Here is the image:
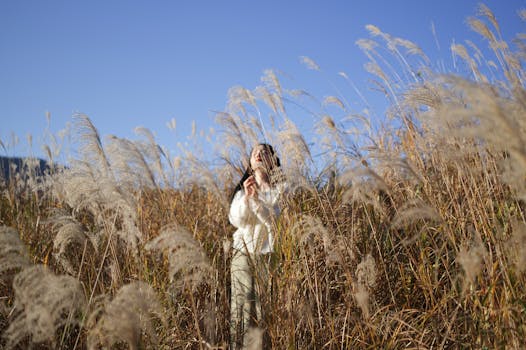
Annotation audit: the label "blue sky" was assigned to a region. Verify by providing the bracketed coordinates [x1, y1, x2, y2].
[1, 0, 524, 160]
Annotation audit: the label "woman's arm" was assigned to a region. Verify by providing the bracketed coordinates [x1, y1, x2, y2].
[228, 190, 251, 228]
[248, 195, 280, 227]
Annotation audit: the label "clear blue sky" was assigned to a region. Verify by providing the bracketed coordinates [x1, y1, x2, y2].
[1, 0, 524, 160]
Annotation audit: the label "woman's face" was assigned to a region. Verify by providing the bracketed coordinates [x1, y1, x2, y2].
[250, 145, 274, 172]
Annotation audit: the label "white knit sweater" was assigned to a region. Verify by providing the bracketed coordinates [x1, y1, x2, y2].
[229, 183, 285, 254]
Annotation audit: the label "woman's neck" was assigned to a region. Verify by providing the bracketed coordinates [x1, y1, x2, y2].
[254, 168, 270, 190]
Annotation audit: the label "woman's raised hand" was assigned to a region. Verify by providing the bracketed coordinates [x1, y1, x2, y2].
[243, 175, 258, 198]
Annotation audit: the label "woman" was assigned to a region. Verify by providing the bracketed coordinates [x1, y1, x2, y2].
[229, 143, 285, 349]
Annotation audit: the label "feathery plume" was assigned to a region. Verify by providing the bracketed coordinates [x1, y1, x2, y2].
[107, 135, 157, 188]
[323, 96, 346, 111]
[355, 254, 377, 289]
[506, 220, 526, 273]
[353, 282, 370, 320]
[293, 214, 332, 250]
[456, 238, 487, 294]
[135, 126, 170, 187]
[261, 69, 282, 96]
[352, 254, 377, 320]
[391, 200, 442, 229]
[3, 265, 86, 349]
[0, 226, 30, 279]
[403, 82, 443, 110]
[339, 166, 389, 213]
[291, 214, 347, 266]
[467, 17, 497, 43]
[73, 114, 112, 177]
[244, 327, 264, 350]
[145, 224, 212, 290]
[87, 282, 163, 350]
[365, 24, 382, 37]
[166, 117, 177, 131]
[276, 119, 311, 178]
[300, 56, 320, 71]
[355, 38, 379, 53]
[50, 213, 94, 275]
[477, 4, 500, 34]
[394, 37, 429, 62]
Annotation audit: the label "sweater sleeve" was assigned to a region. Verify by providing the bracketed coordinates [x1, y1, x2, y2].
[229, 190, 251, 228]
[249, 196, 280, 227]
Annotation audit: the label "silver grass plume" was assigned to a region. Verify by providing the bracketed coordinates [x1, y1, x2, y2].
[276, 119, 312, 178]
[215, 108, 264, 176]
[106, 135, 157, 189]
[506, 220, 526, 273]
[355, 254, 377, 289]
[451, 43, 483, 81]
[413, 75, 526, 201]
[293, 215, 332, 252]
[51, 159, 120, 218]
[48, 210, 98, 275]
[135, 126, 171, 187]
[402, 81, 443, 110]
[52, 158, 142, 250]
[291, 214, 352, 266]
[254, 85, 282, 116]
[73, 114, 112, 178]
[0, 226, 31, 280]
[477, 4, 500, 34]
[182, 150, 226, 201]
[300, 56, 320, 71]
[62, 115, 143, 248]
[353, 254, 377, 320]
[3, 265, 86, 349]
[261, 69, 282, 96]
[215, 111, 249, 162]
[323, 96, 346, 111]
[339, 166, 389, 214]
[244, 327, 264, 350]
[227, 86, 257, 117]
[87, 281, 163, 350]
[391, 199, 442, 229]
[456, 237, 488, 294]
[362, 25, 409, 86]
[145, 224, 212, 290]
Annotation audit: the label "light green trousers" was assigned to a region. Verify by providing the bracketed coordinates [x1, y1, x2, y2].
[230, 250, 270, 349]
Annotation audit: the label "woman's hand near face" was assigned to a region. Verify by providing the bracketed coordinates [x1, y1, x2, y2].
[243, 175, 258, 198]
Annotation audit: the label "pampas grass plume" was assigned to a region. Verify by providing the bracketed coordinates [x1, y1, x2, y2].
[87, 281, 163, 350]
[3, 265, 85, 348]
[0, 226, 30, 278]
[145, 224, 212, 290]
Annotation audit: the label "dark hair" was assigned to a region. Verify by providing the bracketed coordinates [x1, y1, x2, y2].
[229, 143, 281, 202]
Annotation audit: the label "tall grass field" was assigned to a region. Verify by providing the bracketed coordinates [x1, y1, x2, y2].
[1, 5, 525, 349]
